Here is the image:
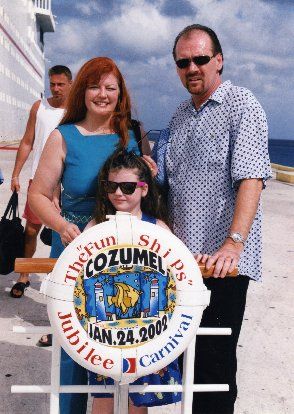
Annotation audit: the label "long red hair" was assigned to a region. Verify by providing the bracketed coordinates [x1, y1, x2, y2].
[60, 57, 132, 147]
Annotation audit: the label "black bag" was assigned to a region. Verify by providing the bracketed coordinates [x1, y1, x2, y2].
[131, 119, 143, 156]
[0, 191, 25, 275]
[40, 226, 52, 246]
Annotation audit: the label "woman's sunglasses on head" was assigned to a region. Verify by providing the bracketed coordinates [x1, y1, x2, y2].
[102, 180, 146, 195]
[176, 55, 214, 69]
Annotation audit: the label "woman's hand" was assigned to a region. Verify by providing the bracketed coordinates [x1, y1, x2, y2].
[142, 155, 158, 178]
[60, 222, 81, 247]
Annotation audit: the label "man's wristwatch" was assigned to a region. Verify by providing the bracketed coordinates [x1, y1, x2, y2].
[227, 232, 246, 245]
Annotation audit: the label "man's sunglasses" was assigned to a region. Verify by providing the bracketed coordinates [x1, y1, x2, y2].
[102, 180, 146, 195]
[175, 55, 214, 69]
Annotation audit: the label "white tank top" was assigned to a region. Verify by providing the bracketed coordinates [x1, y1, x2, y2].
[31, 99, 64, 178]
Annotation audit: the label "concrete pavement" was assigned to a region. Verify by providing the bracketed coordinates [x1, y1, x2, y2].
[0, 147, 293, 413]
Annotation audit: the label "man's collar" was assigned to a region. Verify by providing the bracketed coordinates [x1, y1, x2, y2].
[209, 80, 232, 104]
[188, 80, 232, 112]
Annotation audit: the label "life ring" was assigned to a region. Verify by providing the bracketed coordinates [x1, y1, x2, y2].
[42, 212, 210, 383]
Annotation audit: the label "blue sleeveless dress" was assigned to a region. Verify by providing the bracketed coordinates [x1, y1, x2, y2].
[88, 213, 182, 407]
[51, 124, 140, 414]
[50, 124, 140, 258]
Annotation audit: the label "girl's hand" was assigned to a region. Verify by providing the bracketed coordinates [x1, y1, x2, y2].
[60, 222, 81, 246]
[194, 253, 210, 264]
[142, 155, 158, 178]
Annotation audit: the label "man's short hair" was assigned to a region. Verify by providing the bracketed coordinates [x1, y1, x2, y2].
[172, 24, 224, 74]
[48, 65, 72, 80]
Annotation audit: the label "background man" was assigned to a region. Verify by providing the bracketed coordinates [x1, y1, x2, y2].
[10, 65, 72, 299]
[153, 24, 271, 413]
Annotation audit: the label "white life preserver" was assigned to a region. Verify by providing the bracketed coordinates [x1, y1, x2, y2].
[42, 212, 210, 383]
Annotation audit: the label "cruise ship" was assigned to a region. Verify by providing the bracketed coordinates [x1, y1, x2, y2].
[0, 0, 55, 143]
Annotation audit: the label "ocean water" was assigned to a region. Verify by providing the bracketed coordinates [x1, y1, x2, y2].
[268, 139, 294, 167]
[147, 132, 294, 167]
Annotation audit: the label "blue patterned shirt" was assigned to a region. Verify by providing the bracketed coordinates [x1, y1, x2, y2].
[153, 81, 272, 281]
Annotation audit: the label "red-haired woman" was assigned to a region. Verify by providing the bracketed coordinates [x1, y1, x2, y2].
[29, 57, 150, 414]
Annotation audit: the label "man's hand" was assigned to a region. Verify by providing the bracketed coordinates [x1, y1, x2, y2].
[205, 240, 243, 278]
[142, 155, 158, 178]
[11, 176, 20, 192]
[195, 253, 210, 264]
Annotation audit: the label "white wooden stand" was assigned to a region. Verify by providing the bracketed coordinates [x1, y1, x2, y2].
[12, 326, 230, 414]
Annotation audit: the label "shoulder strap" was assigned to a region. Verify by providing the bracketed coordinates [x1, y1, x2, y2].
[141, 212, 156, 224]
[131, 119, 143, 156]
[2, 191, 19, 220]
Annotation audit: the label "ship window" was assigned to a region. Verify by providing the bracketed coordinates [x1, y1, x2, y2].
[99, 297, 103, 302]
[151, 292, 155, 297]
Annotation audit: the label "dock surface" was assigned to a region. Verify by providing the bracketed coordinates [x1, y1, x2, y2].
[0, 147, 293, 413]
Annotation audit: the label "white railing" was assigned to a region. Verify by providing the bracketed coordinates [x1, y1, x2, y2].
[33, 0, 55, 33]
[12, 325, 231, 414]
[34, 0, 52, 11]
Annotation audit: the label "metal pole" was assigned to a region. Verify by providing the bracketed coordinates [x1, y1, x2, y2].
[11, 384, 229, 393]
[197, 328, 231, 335]
[50, 335, 61, 414]
[181, 335, 196, 414]
[113, 381, 119, 412]
[12, 326, 231, 336]
[118, 384, 129, 414]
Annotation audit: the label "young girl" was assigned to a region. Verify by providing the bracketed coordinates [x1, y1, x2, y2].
[85, 150, 181, 414]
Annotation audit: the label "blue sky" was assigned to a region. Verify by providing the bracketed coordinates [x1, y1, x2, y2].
[45, 0, 294, 140]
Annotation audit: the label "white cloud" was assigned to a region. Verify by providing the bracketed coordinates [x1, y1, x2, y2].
[46, 18, 101, 57]
[185, 0, 292, 57]
[241, 52, 294, 71]
[57, 22, 85, 53]
[75, 1, 101, 16]
[69, 58, 89, 77]
[101, 1, 189, 55]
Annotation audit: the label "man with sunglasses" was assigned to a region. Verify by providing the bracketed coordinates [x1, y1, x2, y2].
[153, 24, 271, 413]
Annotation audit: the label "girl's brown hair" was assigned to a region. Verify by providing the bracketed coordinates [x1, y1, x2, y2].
[94, 150, 168, 225]
[60, 57, 132, 147]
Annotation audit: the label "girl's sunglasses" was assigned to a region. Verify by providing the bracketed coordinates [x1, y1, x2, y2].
[102, 180, 146, 195]
[175, 55, 214, 69]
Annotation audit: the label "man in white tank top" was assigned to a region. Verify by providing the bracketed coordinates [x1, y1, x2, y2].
[10, 66, 72, 300]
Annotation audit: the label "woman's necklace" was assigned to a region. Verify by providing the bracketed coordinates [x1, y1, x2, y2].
[76, 124, 114, 135]
[84, 127, 114, 135]
[92, 127, 114, 135]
